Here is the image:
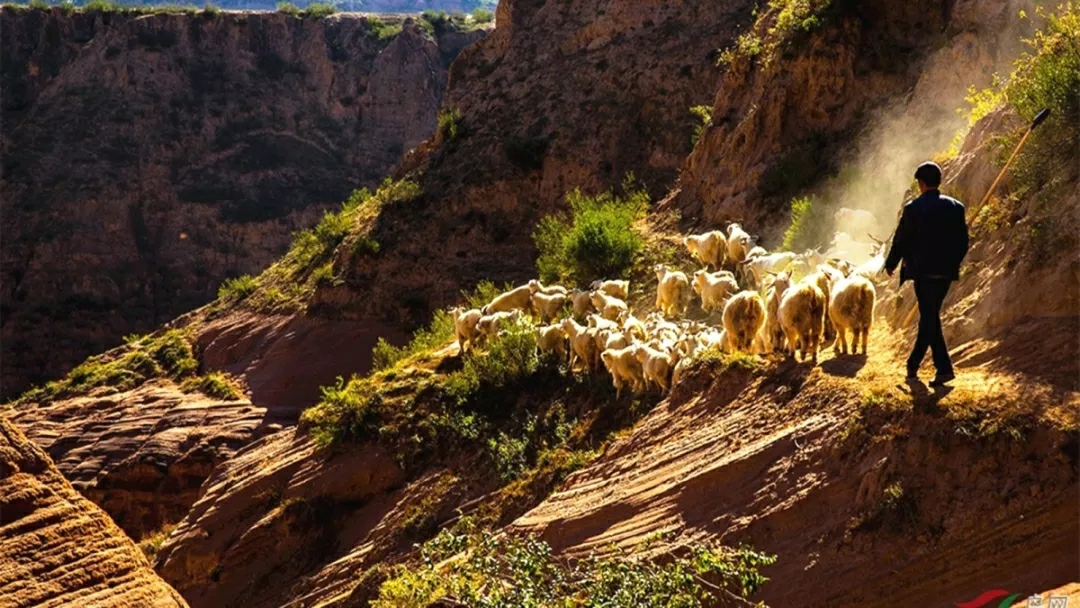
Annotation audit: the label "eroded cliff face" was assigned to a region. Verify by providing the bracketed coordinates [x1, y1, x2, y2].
[668, 0, 1038, 236]
[0, 415, 189, 608]
[308, 0, 757, 329]
[0, 8, 485, 399]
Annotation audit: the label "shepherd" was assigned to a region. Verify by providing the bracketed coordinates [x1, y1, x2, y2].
[884, 162, 970, 387]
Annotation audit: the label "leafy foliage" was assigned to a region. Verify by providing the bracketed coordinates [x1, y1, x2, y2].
[138, 523, 177, 562]
[534, 179, 650, 285]
[781, 195, 828, 251]
[374, 518, 776, 608]
[689, 105, 712, 146]
[217, 275, 258, 303]
[437, 108, 462, 142]
[717, 0, 832, 67]
[180, 371, 245, 401]
[471, 7, 493, 23]
[11, 330, 199, 405]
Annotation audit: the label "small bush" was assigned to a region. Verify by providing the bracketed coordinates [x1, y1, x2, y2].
[437, 108, 462, 142]
[28, 0, 48, 9]
[301, 1, 335, 17]
[471, 7, 493, 23]
[370, 309, 455, 372]
[353, 234, 380, 256]
[534, 180, 649, 285]
[202, 2, 220, 15]
[689, 104, 712, 146]
[444, 319, 540, 403]
[367, 16, 402, 40]
[781, 195, 829, 251]
[218, 275, 257, 302]
[301, 376, 382, 446]
[181, 371, 245, 401]
[138, 523, 177, 561]
[276, 1, 299, 15]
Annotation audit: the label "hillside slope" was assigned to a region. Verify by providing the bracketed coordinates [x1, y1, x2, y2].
[0, 7, 485, 399]
[0, 415, 189, 608]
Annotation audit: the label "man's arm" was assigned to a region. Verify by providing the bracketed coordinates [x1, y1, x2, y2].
[884, 204, 913, 275]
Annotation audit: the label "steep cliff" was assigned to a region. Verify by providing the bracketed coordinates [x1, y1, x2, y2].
[0, 415, 189, 608]
[0, 7, 485, 400]
[668, 0, 1039, 236]
[307, 0, 757, 329]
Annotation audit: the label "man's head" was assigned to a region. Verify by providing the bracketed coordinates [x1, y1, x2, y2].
[914, 161, 942, 192]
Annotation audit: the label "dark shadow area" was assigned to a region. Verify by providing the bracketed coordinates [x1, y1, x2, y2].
[895, 379, 954, 411]
[820, 354, 868, 378]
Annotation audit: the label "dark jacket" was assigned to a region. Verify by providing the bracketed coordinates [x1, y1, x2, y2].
[884, 189, 969, 284]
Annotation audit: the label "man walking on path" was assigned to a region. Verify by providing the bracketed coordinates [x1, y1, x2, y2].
[884, 162, 970, 387]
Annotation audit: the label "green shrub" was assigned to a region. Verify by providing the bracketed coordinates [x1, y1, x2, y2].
[534, 181, 649, 285]
[370, 310, 455, 372]
[689, 105, 712, 146]
[374, 518, 776, 607]
[181, 371, 245, 401]
[367, 15, 402, 40]
[444, 319, 540, 404]
[202, 2, 219, 15]
[781, 195, 829, 251]
[28, 0, 48, 9]
[218, 275, 257, 302]
[300, 1, 335, 17]
[276, 1, 299, 15]
[353, 234, 380, 256]
[138, 523, 177, 561]
[301, 376, 382, 446]
[471, 7, 493, 23]
[437, 108, 462, 142]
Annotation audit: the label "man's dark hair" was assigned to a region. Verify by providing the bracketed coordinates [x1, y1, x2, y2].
[914, 161, 942, 188]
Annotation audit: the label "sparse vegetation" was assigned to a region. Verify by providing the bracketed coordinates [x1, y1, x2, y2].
[300, 1, 334, 17]
[534, 177, 650, 285]
[138, 523, 177, 561]
[180, 371, 245, 401]
[209, 179, 421, 315]
[689, 105, 712, 146]
[437, 108, 462, 142]
[366, 15, 402, 40]
[781, 195, 828, 251]
[717, 0, 832, 67]
[11, 330, 199, 405]
[471, 7, 493, 23]
[374, 517, 776, 608]
[275, 1, 298, 15]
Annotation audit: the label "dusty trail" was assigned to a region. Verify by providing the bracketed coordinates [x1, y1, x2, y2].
[511, 324, 1079, 606]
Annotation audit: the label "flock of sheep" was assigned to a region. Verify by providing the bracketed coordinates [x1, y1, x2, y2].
[448, 209, 890, 396]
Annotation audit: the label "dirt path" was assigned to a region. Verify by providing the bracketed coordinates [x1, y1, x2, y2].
[510, 323, 1079, 606]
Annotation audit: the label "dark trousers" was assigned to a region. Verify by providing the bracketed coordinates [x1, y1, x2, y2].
[908, 279, 954, 376]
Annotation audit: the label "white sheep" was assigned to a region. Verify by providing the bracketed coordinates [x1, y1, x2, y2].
[721, 290, 767, 353]
[586, 314, 620, 333]
[589, 279, 630, 301]
[449, 307, 483, 354]
[561, 318, 599, 373]
[654, 264, 691, 318]
[570, 288, 597, 319]
[531, 292, 568, 323]
[620, 313, 649, 342]
[803, 268, 836, 342]
[829, 276, 876, 355]
[600, 345, 645, 396]
[826, 232, 877, 266]
[778, 281, 826, 363]
[692, 269, 740, 313]
[763, 272, 792, 354]
[590, 291, 629, 321]
[683, 231, 727, 270]
[742, 251, 796, 289]
[726, 223, 755, 264]
[597, 329, 631, 352]
[634, 343, 676, 393]
[529, 279, 569, 296]
[852, 239, 887, 281]
[536, 324, 568, 362]
[482, 282, 540, 315]
[476, 310, 524, 342]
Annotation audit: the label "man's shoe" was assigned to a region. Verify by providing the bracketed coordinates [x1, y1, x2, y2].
[930, 373, 956, 388]
[905, 368, 919, 382]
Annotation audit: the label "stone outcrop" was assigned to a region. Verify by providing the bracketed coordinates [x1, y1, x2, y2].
[0, 415, 189, 608]
[0, 8, 486, 400]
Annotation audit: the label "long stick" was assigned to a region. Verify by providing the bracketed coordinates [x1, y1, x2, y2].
[901, 108, 1051, 329]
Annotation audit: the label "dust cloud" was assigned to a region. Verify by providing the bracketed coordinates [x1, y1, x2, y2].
[810, 0, 1042, 258]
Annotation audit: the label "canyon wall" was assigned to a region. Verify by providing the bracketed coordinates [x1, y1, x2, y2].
[0, 8, 485, 399]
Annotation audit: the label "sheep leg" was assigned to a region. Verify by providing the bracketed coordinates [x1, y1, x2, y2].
[861, 326, 869, 355]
